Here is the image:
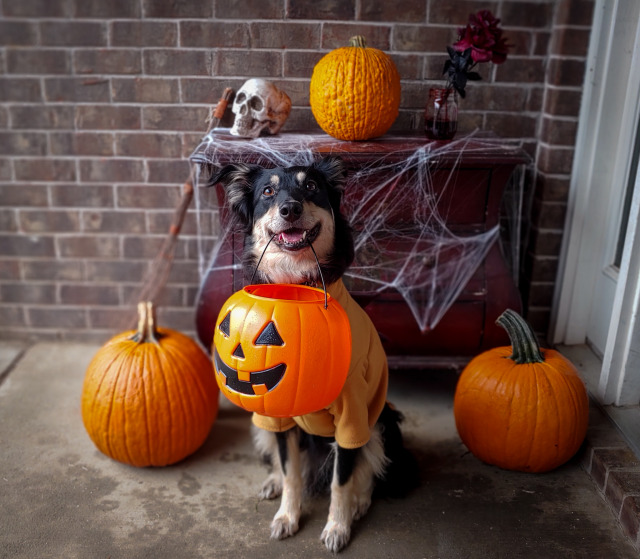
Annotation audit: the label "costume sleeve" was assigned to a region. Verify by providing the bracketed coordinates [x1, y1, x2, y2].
[252, 412, 296, 433]
[329, 359, 374, 449]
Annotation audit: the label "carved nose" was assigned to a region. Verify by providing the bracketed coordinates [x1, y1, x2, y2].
[279, 201, 303, 222]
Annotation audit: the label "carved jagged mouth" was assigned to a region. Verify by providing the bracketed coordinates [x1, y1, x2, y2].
[213, 348, 286, 396]
[270, 223, 320, 251]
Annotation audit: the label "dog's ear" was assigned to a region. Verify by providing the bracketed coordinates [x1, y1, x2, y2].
[208, 163, 262, 227]
[312, 156, 347, 192]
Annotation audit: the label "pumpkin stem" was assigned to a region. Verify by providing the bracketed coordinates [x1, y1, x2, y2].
[131, 301, 161, 345]
[496, 309, 544, 364]
[349, 35, 367, 48]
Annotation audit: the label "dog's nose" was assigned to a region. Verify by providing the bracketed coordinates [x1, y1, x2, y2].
[279, 200, 303, 222]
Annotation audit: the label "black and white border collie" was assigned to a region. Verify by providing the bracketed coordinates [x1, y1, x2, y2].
[210, 156, 416, 553]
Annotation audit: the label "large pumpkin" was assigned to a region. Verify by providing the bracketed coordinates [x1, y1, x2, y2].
[453, 309, 589, 473]
[81, 302, 219, 467]
[213, 284, 351, 417]
[310, 35, 401, 141]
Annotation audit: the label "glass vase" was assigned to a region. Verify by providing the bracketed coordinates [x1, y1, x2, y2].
[424, 88, 458, 141]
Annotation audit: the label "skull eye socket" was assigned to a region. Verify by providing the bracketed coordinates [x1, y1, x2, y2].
[255, 322, 284, 346]
[235, 92, 246, 104]
[249, 96, 264, 111]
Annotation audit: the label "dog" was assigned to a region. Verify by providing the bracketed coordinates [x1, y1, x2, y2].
[210, 156, 416, 553]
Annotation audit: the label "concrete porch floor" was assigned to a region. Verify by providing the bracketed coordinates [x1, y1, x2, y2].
[1, 341, 638, 559]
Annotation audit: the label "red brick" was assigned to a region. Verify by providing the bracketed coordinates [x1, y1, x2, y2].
[144, 49, 211, 76]
[528, 227, 564, 256]
[249, 22, 320, 49]
[0, 260, 21, 280]
[76, 106, 141, 130]
[10, 105, 75, 130]
[112, 78, 179, 104]
[534, 174, 571, 203]
[19, 209, 80, 233]
[550, 27, 591, 57]
[0, 306, 26, 328]
[555, 0, 596, 26]
[40, 21, 107, 47]
[0, 184, 48, 207]
[123, 236, 188, 259]
[539, 116, 578, 146]
[216, 50, 282, 78]
[143, 0, 213, 18]
[537, 145, 575, 174]
[495, 58, 546, 84]
[605, 470, 640, 516]
[217, 0, 285, 19]
[75, 0, 141, 18]
[523, 252, 559, 283]
[0, 234, 55, 257]
[44, 78, 111, 103]
[322, 24, 391, 50]
[59, 284, 120, 305]
[28, 307, 88, 329]
[50, 184, 114, 208]
[459, 85, 529, 112]
[116, 184, 182, 208]
[543, 88, 583, 118]
[115, 133, 182, 158]
[85, 260, 148, 282]
[78, 159, 145, 183]
[181, 78, 235, 104]
[0, 283, 56, 304]
[111, 21, 178, 47]
[49, 132, 115, 157]
[146, 160, 192, 184]
[0, 21, 38, 46]
[180, 21, 250, 48]
[283, 52, 323, 79]
[0, 210, 17, 232]
[74, 49, 142, 75]
[82, 210, 146, 234]
[547, 57, 588, 88]
[0, 78, 42, 102]
[56, 236, 120, 258]
[590, 448, 640, 490]
[6, 49, 71, 75]
[393, 25, 451, 53]
[483, 113, 538, 139]
[0, 132, 47, 156]
[14, 158, 76, 182]
[22, 260, 84, 281]
[2, 0, 73, 17]
[531, 199, 567, 229]
[288, 0, 354, 20]
[142, 106, 208, 132]
[359, 0, 425, 22]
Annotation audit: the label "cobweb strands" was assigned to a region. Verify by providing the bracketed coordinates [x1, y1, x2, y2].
[190, 131, 526, 333]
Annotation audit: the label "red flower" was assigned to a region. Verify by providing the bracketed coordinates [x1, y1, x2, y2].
[453, 10, 510, 65]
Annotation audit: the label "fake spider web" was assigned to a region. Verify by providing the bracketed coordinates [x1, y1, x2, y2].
[189, 130, 526, 333]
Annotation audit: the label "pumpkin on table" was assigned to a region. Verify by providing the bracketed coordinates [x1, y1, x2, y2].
[81, 302, 219, 467]
[309, 35, 401, 141]
[453, 309, 589, 473]
[213, 283, 351, 418]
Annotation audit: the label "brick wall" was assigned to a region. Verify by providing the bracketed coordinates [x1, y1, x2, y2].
[0, 0, 594, 343]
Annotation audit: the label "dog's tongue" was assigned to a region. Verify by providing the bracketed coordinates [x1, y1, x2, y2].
[280, 229, 305, 244]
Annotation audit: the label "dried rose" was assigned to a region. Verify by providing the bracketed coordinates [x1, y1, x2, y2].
[453, 10, 509, 65]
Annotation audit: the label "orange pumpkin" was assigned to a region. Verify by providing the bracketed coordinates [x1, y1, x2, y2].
[453, 309, 589, 473]
[310, 35, 401, 141]
[81, 302, 219, 467]
[213, 284, 351, 417]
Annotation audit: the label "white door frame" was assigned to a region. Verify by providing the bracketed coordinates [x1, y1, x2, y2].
[550, 0, 640, 406]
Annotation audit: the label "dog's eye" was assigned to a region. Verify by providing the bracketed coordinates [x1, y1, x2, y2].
[306, 181, 317, 192]
[262, 186, 275, 197]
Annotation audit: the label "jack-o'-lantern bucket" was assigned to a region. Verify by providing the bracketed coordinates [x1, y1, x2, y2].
[212, 282, 351, 417]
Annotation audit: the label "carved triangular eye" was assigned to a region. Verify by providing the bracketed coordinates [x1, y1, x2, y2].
[232, 344, 245, 359]
[219, 312, 231, 337]
[255, 321, 284, 346]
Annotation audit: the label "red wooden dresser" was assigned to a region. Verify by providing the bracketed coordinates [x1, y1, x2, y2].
[190, 131, 529, 369]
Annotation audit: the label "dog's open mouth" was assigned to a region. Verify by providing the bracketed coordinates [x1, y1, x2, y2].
[272, 223, 320, 251]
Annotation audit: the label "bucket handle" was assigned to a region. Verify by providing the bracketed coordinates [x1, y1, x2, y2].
[250, 234, 329, 309]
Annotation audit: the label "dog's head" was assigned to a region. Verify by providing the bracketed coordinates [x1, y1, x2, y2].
[210, 156, 353, 286]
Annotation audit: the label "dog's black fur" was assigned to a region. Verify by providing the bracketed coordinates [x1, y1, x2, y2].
[210, 156, 417, 552]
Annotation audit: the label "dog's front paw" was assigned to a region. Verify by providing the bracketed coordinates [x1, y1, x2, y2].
[270, 513, 299, 540]
[258, 473, 282, 500]
[321, 520, 351, 553]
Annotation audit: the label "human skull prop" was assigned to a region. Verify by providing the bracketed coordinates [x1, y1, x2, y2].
[230, 79, 292, 138]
